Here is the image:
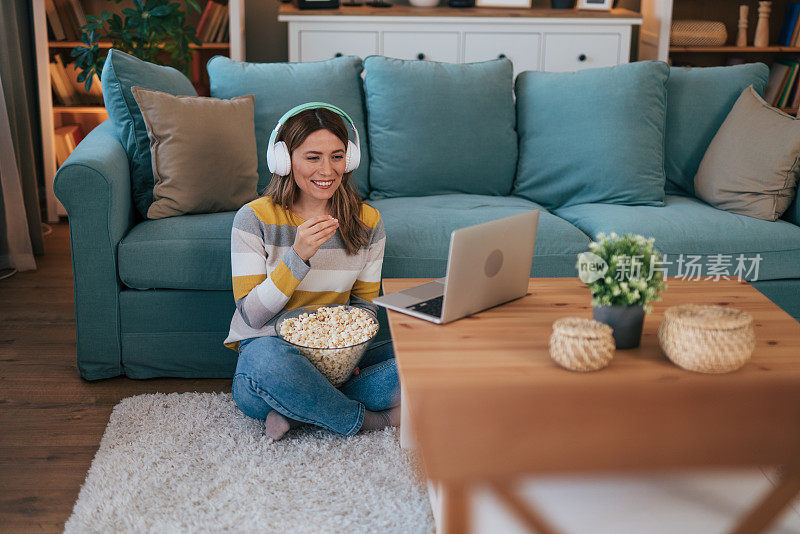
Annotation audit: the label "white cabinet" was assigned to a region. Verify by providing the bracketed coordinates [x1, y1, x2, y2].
[299, 31, 378, 61]
[383, 31, 459, 63]
[280, 9, 641, 75]
[463, 32, 542, 77]
[543, 32, 622, 72]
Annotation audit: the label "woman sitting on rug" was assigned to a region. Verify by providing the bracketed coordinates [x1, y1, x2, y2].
[224, 102, 400, 441]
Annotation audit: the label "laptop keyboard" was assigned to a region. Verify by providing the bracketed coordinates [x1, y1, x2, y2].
[408, 295, 444, 318]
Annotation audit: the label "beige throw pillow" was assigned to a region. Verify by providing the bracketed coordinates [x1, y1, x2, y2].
[131, 86, 259, 219]
[694, 85, 800, 221]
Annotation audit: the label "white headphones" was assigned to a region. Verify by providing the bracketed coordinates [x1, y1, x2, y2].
[266, 102, 361, 177]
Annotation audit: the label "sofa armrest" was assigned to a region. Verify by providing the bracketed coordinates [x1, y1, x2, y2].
[54, 120, 134, 379]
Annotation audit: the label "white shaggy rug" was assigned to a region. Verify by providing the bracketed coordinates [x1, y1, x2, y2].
[65, 392, 434, 533]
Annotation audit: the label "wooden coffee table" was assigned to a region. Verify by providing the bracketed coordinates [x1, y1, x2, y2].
[383, 277, 800, 534]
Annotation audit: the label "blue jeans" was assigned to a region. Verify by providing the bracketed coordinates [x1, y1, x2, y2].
[232, 336, 400, 436]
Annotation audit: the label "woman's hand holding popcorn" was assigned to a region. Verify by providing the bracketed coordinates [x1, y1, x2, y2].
[293, 216, 339, 263]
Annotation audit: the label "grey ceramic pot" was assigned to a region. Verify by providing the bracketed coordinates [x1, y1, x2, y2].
[593, 305, 645, 349]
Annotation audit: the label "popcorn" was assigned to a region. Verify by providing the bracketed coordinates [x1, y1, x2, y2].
[278, 306, 378, 386]
[279, 306, 377, 347]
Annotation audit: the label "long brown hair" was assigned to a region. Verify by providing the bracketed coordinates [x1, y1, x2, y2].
[263, 108, 370, 255]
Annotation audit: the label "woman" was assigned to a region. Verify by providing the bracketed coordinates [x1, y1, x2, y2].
[224, 103, 400, 441]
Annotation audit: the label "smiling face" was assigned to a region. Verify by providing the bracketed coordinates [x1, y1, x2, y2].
[290, 129, 347, 207]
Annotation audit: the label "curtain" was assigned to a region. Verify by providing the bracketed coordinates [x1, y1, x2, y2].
[0, 0, 45, 273]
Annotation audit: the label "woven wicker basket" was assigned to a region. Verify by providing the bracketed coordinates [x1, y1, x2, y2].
[658, 305, 755, 374]
[670, 20, 728, 47]
[550, 317, 615, 372]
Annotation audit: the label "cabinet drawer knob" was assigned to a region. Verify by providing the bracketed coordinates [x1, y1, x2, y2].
[498, 53, 506, 59]
[334, 52, 343, 57]
[578, 54, 587, 62]
[417, 53, 425, 60]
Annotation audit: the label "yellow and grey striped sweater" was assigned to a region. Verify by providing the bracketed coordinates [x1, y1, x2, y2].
[224, 196, 385, 351]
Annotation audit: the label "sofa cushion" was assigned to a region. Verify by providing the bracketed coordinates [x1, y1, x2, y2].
[554, 195, 800, 281]
[665, 63, 769, 197]
[101, 49, 198, 219]
[369, 194, 591, 278]
[363, 56, 517, 200]
[119, 212, 235, 291]
[130, 87, 260, 219]
[119, 194, 591, 290]
[513, 61, 669, 210]
[207, 55, 370, 199]
[694, 86, 800, 221]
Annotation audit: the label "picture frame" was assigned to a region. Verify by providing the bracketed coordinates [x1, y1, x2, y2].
[576, 0, 613, 10]
[475, 0, 531, 8]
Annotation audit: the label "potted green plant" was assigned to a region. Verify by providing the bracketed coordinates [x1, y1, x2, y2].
[71, 0, 201, 92]
[576, 233, 667, 349]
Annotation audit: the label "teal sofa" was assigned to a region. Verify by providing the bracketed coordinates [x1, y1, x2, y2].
[55, 55, 800, 380]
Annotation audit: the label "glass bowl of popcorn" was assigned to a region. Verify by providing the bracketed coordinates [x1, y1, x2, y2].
[275, 304, 380, 387]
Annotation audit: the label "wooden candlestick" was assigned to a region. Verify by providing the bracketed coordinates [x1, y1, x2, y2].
[754, 1, 771, 47]
[737, 4, 749, 47]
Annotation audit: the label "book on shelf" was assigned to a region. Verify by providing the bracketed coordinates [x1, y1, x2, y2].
[777, 62, 800, 108]
[52, 0, 75, 40]
[209, 2, 227, 43]
[202, 3, 219, 42]
[196, 0, 229, 43]
[44, 0, 86, 41]
[779, 3, 800, 46]
[792, 12, 800, 47]
[764, 58, 800, 110]
[46, 0, 87, 41]
[791, 7, 800, 47]
[220, 5, 230, 43]
[53, 124, 85, 168]
[790, 78, 800, 110]
[766, 60, 794, 105]
[44, 0, 66, 40]
[49, 54, 103, 106]
[49, 56, 77, 106]
[68, 0, 87, 30]
[214, 9, 229, 43]
[196, 1, 215, 40]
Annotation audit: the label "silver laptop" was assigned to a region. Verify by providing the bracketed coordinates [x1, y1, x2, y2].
[372, 211, 539, 324]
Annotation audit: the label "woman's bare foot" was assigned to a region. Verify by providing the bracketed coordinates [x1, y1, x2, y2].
[360, 406, 401, 432]
[264, 411, 302, 441]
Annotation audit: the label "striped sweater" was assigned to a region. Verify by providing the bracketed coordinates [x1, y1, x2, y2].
[224, 196, 385, 351]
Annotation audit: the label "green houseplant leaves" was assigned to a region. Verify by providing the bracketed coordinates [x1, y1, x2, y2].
[71, 0, 202, 92]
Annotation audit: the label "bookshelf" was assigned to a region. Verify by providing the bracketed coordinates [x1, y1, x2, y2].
[47, 41, 232, 50]
[640, 0, 800, 116]
[669, 46, 800, 53]
[32, 0, 245, 222]
[640, 0, 798, 60]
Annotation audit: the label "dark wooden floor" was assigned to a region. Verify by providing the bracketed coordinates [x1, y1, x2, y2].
[0, 223, 230, 533]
